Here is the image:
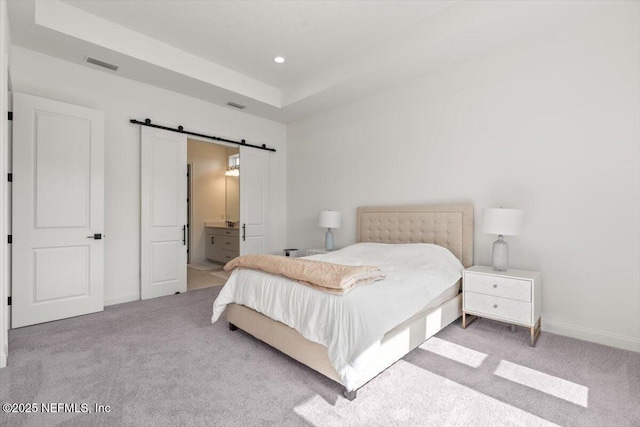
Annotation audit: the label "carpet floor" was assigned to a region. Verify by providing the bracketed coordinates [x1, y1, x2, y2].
[1, 287, 638, 427]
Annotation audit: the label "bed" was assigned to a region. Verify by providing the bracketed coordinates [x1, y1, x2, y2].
[212, 203, 473, 400]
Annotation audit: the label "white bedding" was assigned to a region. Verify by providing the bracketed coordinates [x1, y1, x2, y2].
[211, 242, 463, 390]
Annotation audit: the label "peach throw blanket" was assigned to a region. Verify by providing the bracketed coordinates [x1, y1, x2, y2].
[224, 254, 385, 295]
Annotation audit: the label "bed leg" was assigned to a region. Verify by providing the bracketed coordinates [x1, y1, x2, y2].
[343, 389, 357, 401]
[229, 322, 238, 331]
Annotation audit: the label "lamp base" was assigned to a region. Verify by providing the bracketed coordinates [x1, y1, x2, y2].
[492, 235, 509, 271]
[325, 228, 334, 251]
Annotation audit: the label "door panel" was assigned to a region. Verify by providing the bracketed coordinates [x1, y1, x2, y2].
[151, 241, 179, 283]
[140, 127, 187, 300]
[205, 232, 215, 261]
[35, 112, 91, 228]
[239, 147, 268, 255]
[12, 92, 104, 328]
[152, 138, 181, 226]
[34, 246, 89, 302]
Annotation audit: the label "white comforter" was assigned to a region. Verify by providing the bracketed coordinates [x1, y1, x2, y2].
[211, 243, 463, 390]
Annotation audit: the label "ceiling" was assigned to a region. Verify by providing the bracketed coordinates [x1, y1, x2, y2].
[7, 0, 606, 123]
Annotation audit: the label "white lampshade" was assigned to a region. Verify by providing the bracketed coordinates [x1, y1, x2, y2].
[318, 210, 341, 229]
[482, 208, 523, 236]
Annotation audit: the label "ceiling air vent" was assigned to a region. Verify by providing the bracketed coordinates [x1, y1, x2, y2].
[226, 102, 246, 110]
[86, 57, 119, 71]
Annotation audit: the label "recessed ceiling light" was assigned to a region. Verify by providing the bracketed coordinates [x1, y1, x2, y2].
[273, 56, 285, 64]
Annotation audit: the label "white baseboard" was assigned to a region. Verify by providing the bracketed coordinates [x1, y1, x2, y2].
[104, 293, 139, 307]
[543, 319, 640, 353]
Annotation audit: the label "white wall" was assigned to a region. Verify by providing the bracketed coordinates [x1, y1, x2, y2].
[287, 3, 640, 351]
[9, 46, 287, 306]
[0, 0, 11, 368]
[187, 139, 236, 264]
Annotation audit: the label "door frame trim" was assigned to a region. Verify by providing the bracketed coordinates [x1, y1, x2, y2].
[0, 0, 11, 365]
[187, 162, 193, 265]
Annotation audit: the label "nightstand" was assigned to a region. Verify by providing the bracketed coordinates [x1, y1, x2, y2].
[462, 265, 542, 346]
[305, 248, 328, 256]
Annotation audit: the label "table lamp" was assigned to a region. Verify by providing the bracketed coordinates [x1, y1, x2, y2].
[318, 210, 341, 251]
[482, 208, 523, 271]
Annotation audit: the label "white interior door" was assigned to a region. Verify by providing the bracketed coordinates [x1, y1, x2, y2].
[140, 127, 187, 300]
[239, 147, 268, 255]
[12, 92, 105, 328]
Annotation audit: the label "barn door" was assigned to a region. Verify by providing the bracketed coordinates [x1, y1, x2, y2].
[140, 127, 187, 300]
[239, 147, 268, 255]
[12, 92, 105, 328]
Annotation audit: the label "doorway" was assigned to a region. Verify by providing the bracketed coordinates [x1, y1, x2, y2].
[185, 138, 239, 291]
[140, 128, 269, 300]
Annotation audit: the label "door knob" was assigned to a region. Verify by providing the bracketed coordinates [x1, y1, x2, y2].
[87, 233, 103, 240]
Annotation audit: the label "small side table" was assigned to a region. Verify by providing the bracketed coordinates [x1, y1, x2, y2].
[462, 265, 542, 346]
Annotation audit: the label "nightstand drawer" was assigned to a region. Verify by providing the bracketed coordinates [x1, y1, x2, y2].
[464, 291, 532, 324]
[464, 273, 531, 302]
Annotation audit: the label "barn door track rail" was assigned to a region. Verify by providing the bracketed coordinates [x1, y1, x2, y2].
[130, 118, 276, 152]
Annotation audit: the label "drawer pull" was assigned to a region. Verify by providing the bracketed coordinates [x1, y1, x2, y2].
[493, 304, 498, 308]
[225, 242, 231, 245]
[493, 284, 498, 288]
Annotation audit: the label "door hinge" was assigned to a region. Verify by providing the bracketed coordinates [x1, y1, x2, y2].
[7, 296, 11, 306]
[7, 173, 12, 182]
[7, 235, 12, 244]
[7, 111, 12, 121]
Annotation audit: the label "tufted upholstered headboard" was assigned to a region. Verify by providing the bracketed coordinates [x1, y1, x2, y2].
[356, 204, 473, 268]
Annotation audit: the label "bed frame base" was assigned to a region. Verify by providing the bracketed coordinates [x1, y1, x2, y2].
[226, 293, 462, 400]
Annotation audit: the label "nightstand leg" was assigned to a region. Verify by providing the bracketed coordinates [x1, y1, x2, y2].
[530, 317, 541, 347]
[462, 312, 477, 329]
